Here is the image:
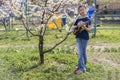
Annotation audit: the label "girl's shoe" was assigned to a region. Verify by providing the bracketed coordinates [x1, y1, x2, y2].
[75, 69, 81, 74]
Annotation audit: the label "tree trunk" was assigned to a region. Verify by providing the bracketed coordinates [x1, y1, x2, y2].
[38, 35, 44, 64]
[3, 18, 7, 30]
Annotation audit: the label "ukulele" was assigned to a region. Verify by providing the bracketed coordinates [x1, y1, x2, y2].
[73, 20, 90, 35]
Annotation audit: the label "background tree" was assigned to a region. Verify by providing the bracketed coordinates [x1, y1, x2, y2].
[0, 4, 10, 30]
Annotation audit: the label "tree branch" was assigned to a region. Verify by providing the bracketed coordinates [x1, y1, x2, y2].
[41, 0, 48, 23]
[43, 33, 70, 54]
[21, 19, 40, 36]
[42, 1, 62, 36]
[53, 20, 62, 32]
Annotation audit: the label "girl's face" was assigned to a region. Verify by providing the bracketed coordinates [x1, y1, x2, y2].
[78, 6, 87, 17]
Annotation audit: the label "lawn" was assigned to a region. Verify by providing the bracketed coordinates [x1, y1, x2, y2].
[0, 22, 120, 80]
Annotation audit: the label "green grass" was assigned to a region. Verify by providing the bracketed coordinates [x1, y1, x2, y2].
[0, 46, 120, 80]
[89, 30, 120, 45]
[1, 47, 119, 80]
[0, 22, 120, 80]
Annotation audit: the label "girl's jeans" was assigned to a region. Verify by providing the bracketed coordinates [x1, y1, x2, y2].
[76, 38, 88, 72]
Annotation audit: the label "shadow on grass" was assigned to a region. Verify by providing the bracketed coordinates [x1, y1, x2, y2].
[11, 63, 42, 73]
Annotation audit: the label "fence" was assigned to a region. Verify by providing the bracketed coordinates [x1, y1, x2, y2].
[93, 0, 120, 36]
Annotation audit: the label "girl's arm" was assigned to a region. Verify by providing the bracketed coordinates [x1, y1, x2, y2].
[84, 25, 92, 32]
[71, 25, 77, 29]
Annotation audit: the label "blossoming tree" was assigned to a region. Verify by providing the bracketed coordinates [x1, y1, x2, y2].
[3, 0, 88, 64]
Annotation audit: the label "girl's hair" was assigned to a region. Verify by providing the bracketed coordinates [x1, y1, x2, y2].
[78, 4, 86, 10]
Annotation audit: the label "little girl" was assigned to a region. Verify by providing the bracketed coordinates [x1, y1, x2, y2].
[71, 5, 92, 74]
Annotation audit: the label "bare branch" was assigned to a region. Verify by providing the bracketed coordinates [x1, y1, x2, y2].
[43, 33, 70, 53]
[53, 20, 62, 32]
[42, 15, 53, 36]
[21, 19, 40, 36]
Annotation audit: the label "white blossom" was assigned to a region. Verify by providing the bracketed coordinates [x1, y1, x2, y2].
[1, 0, 87, 34]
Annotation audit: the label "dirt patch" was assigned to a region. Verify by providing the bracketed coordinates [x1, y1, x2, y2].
[89, 57, 120, 68]
[87, 45, 120, 53]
